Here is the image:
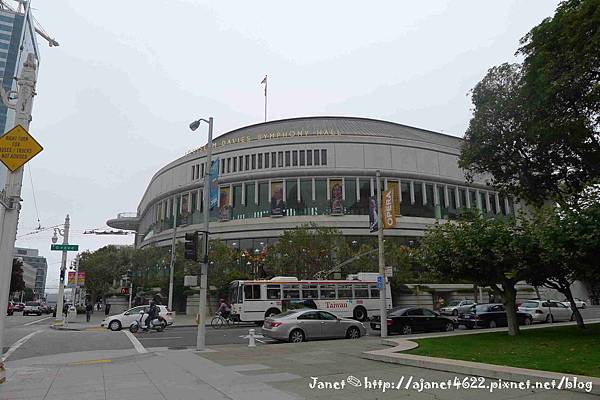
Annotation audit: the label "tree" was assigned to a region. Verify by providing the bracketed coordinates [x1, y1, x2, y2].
[460, 0, 600, 207]
[10, 257, 25, 294]
[78, 245, 132, 303]
[418, 216, 534, 336]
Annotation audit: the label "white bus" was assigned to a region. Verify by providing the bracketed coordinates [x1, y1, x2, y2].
[228, 273, 392, 322]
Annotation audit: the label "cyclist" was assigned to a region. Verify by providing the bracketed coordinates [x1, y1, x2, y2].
[217, 298, 231, 320]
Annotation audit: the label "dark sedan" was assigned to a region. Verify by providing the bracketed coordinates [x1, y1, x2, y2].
[370, 307, 455, 335]
[458, 303, 533, 329]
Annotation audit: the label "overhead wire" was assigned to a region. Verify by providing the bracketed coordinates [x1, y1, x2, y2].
[27, 164, 41, 229]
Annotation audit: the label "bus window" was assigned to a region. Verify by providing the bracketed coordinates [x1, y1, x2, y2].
[282, 284, 300, 299]
[229, 282, 239, 304]
[337, 284, 352, 299]
[369, 285, 379, 298]
[319, 284, 336, 299]
[267, 285, 281, 300]
[301, 284, 318, 299]
[244, 284, 261, 300]
[354, 284, 369, 298]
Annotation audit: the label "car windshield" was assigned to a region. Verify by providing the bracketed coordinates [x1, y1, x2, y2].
[447, 300, 461, 306]
[26, 302, 39, 306]
[521, 302, 538, 308]
[474, 305, 490, 313]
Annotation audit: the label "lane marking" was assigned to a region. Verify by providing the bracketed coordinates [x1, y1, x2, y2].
[123, 330, 147, 354]
[22, 316, 52, 326]
[137, 336, 183, 340]
[2, 330, 42, 361]
[69, 359, 112, 366]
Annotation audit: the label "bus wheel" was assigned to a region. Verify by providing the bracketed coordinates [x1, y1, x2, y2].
[353, 306, 367, 322]
[265, 308, 280, 319]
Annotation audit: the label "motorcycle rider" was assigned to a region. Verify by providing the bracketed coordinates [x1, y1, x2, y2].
[144, 300, 159, 330]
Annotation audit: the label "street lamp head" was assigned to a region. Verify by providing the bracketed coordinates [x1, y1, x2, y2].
[51, 231, 58, 244]
[189, 120, 200, 131]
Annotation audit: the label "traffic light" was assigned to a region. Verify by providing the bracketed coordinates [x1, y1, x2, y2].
[184, 232, 199, 261]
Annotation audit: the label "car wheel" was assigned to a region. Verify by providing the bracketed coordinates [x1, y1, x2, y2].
[582, 304, 586, 309]
[444, 322, 454, 332]
[346, 326, 361, 339]
[400, 325, 412, 335]
[109, 320, 122, 331]
[452, 309, 458, 316]
[489, 320, 497, 329]
[289, 329, 305, 343]
[353, 306, 367, 322]
[524, 317, 532, 326]
[129, 323, 139, 333]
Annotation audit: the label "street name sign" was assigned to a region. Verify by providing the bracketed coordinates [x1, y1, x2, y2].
[0, 125, 43, 172]
[50, 244, 79, 251]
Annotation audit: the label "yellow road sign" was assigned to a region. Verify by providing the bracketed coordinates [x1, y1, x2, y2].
[0, 125, 43, 172]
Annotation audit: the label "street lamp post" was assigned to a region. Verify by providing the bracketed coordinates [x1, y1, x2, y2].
[53, 214, 70, 326]
[190, 117, 213, 351]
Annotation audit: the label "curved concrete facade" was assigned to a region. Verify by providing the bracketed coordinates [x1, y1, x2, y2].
[109, 117, 517, 250]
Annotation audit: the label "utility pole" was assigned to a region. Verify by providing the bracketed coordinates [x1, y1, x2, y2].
[0, 53, 37, 384]
[54, 214, 70, 326]
[376, 171, 388, 338]
[167, 214, 177, 311]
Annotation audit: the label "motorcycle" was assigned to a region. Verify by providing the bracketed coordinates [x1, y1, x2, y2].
[129, 310, 166, 333]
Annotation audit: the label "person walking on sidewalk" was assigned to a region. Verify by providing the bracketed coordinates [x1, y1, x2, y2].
[85, 302, 93, 322]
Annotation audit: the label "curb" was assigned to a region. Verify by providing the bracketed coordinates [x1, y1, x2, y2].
[50, 325, 82, 332]
[363, 337, 600, 396]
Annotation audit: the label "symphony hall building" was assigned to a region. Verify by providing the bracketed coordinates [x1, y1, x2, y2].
[107, 116, 518, 251]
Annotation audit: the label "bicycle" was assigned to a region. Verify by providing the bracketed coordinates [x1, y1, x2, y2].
[210, 311, 238, 329]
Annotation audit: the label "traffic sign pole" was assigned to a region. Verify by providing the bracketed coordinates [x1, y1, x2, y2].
[54, 215, 70, 327]
[0, 54, 37, 384]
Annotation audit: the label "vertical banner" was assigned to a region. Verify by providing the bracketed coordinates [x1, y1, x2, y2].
[68, 272, 86, 287]
[330, 180, 343, 215]
[180, 193, 189, 224]
[270, 181, 285, 217]
[219, 187, 231, 221]
[209, 158, 219, 209]
[369, 196, 378, 232]
[387, 181, 400, 215]
[382, 188, 397, 229]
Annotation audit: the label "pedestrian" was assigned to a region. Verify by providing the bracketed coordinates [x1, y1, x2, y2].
[85, 302, 93, 322]
[104, 303, 111, 316]
[489, 293, 495, 303]
[96, 302, 100, 311]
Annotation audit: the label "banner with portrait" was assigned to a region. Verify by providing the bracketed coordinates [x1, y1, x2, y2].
[209, 158, 219, 209]
[369, 196, 378, 233]
[180, 193, 190, 225]
[219, 186, 231, 221]
[270, 181, 285, 217]
[330, 180, 343, 215]
[382, 188, 397, 229]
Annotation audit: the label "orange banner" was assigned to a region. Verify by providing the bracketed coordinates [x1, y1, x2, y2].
[382, 188, 397, 229]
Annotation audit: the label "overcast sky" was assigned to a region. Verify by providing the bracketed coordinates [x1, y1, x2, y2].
[13, 0, 561, 292]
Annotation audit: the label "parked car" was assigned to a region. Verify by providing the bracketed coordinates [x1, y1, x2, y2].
[518, 300, 573, 323]
[7, 301, 13, 316]
[371, 307, 455, 335]
[440, 300, 476, 316]
[262, 309, 367, 343]
[13, 302, 24, 312]
[23, 301, 43, 316]
[560, 298, 587, 309]
[101, 305, 174, 331]
[458, 304, 532, 329]
[39, 303, 53, 314]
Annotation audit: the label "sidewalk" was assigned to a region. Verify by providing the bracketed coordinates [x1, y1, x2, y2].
[1, 348, 300, 400]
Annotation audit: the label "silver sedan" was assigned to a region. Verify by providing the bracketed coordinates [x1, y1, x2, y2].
[262, 309, 367, 343]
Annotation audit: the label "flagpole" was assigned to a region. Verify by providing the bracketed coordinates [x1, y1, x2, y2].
[264, 75, 267, 122]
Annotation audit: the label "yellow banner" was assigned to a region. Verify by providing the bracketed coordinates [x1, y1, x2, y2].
[382, 189, 397, 229]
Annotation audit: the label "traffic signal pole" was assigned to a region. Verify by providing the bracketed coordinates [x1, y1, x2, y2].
[197, 117, 213, 351]
[376, 171, 388, 338]
[0, 54, 37, 384]
[54, 214, 70, 327]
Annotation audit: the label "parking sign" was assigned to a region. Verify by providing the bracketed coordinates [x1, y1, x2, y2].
[376, 275, 383, 289]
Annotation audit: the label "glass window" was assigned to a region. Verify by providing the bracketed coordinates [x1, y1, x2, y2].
[354, 284, 369, 298]
[321, 149, 327, 165]
[286, 179, 299, 216]
[315, 179, 328, 215]
[245, 183, 256, 218]
[238, 156, 244, 171]
[344, 179, 357, 215]
[491, 193, 499, 214]
[221, 159, 225, 174]
[407, 309, 424, 316]
[469, 190, 478, 209]
[459, 188, 467, 211]
[298, 179, 312, 216]
[245, 155, 250, 170]
[232, 185, 243, 220]
[307, 150, 313, 166]
[436, 185, 448, 219]
[258, 182, 269, 217]
[292, 151, 298, 166]
[369, 285, 379, 298]
[481, 192, 489, 214]
[448, 186, 457, 217]
[258, 153, 263, 169]
[337, 284, 352, 299]
[267, 285, 280, 300]
[227, 158, 231, 173]
[264, 152, 270, 168]
[201, 163, 205, 178]
[298, 311, 318, 320]
[283, 284, 300, 299]
[244, 284, 261, 300]
[278, 151, 283, 167]
[300, 150, 305, 166]
[318, 311, 337, 320]
[271, 152, 276, 168]
[233, 157, 237, 173]
[314, 149, 320, 166]
[319, 285, 336, 299]
[301, 284, 318, 299]
[285, 151, 290, 167]
[251, 154, 256, 170]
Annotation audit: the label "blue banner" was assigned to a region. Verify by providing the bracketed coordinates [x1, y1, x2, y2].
[209, 158, 219, 209]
